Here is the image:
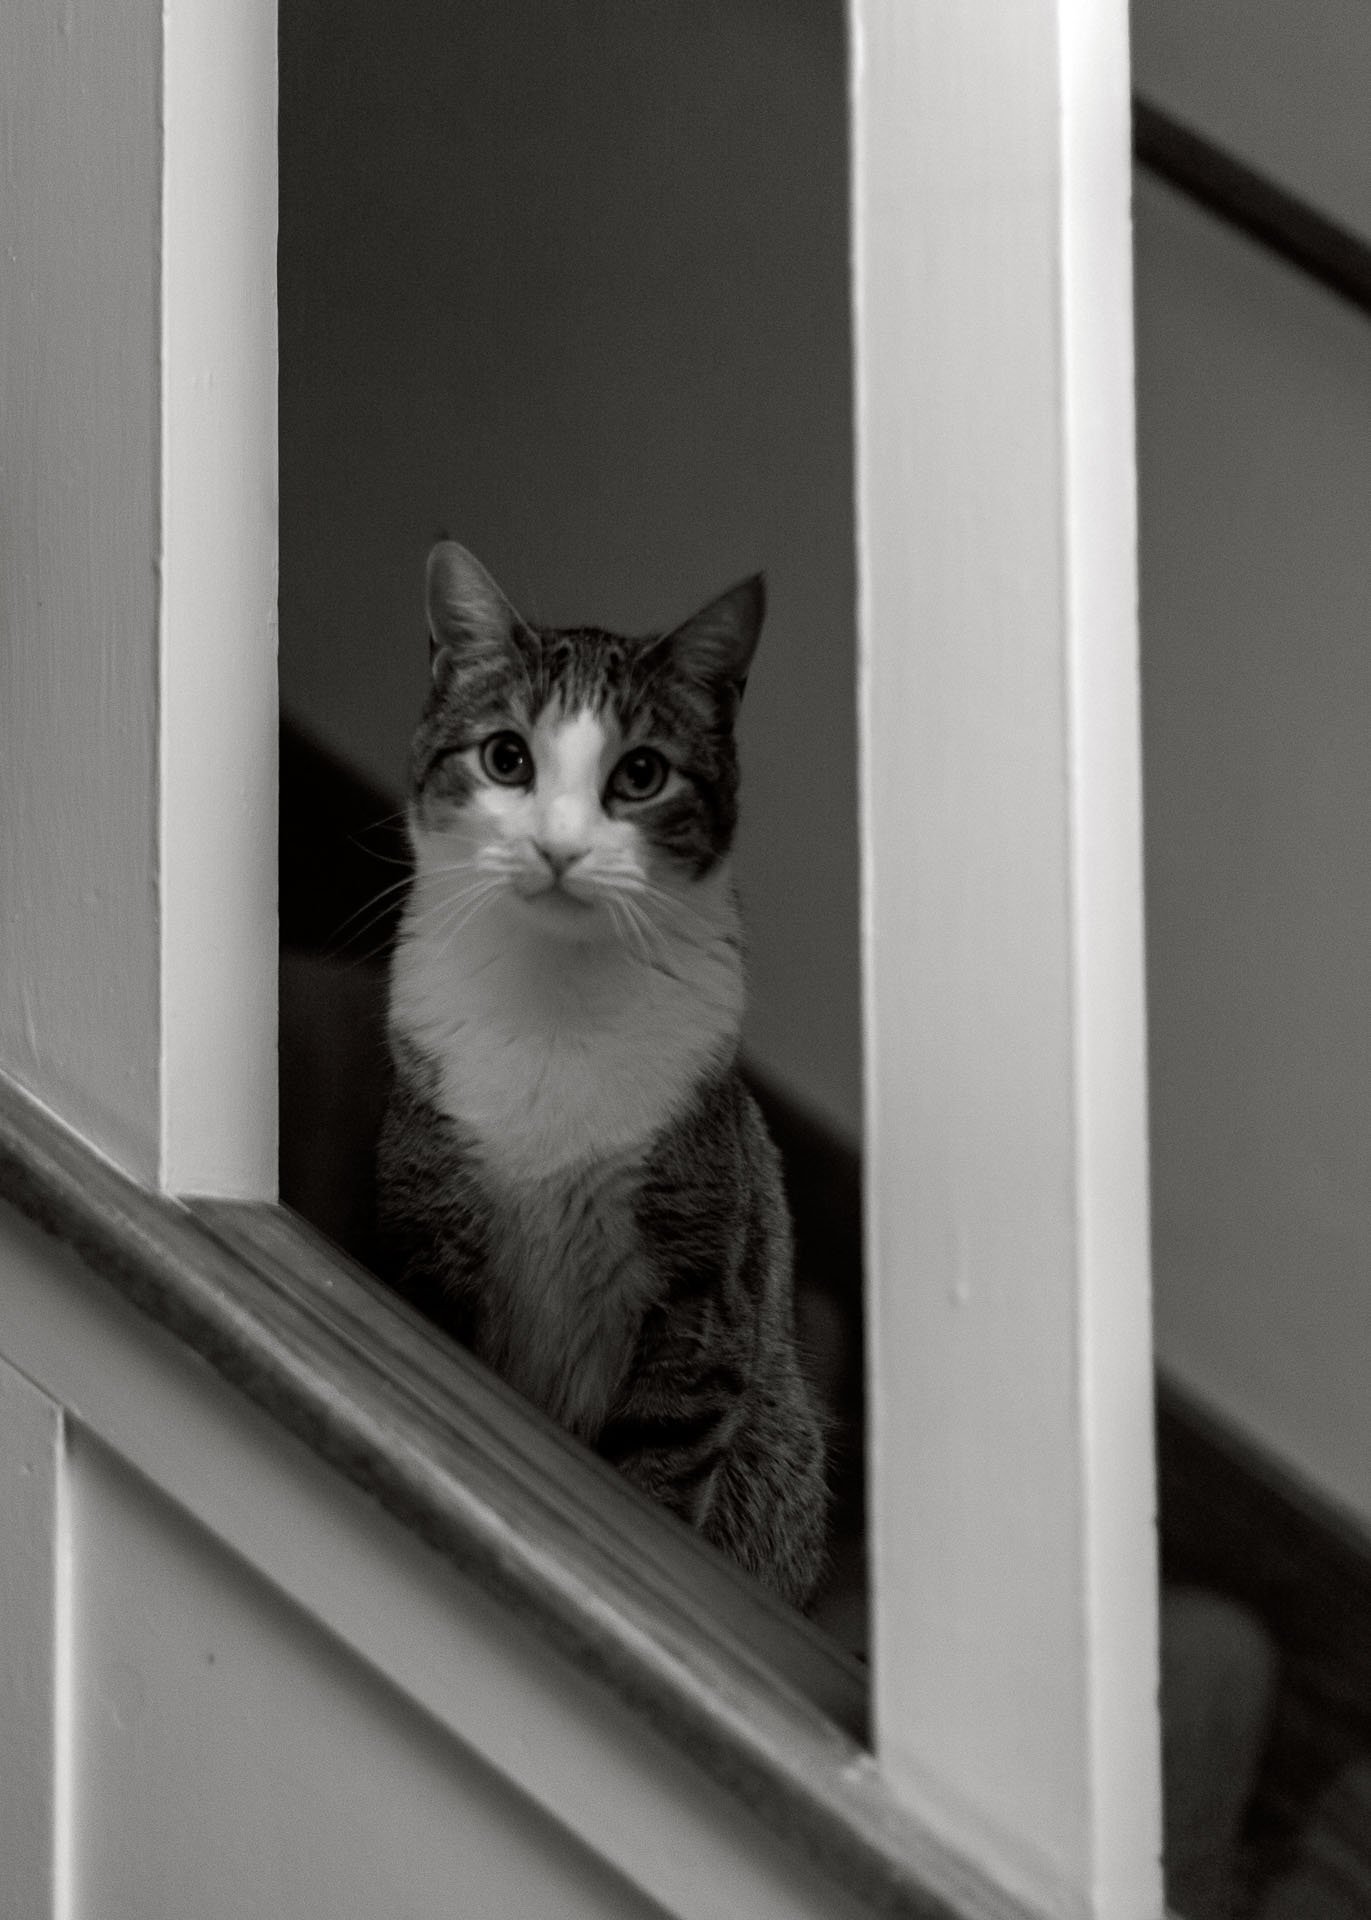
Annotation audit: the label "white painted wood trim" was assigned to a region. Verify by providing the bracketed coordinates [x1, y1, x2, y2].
[0, 0, 277, 1193]
[851, 4, 1161, 1914]
[160, 0, 278, 1196]
[0, 1357, 66, 1920]
[0, 1200, 884, 1920]
[0, 0, 162, 1178]
[1060, 7, 1162, 1913]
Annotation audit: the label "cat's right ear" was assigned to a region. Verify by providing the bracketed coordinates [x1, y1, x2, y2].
[426, 542, 530, 688]
[659, 573, 766, 708]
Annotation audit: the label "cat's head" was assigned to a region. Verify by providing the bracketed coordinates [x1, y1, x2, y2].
[406, 541, 764, 945]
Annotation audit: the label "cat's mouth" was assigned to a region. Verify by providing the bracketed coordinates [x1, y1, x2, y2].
[515, 873, 598, 912]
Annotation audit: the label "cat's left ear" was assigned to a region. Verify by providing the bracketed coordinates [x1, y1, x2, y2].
[426, 541, 532, 688]
[661, 574, 766, 706]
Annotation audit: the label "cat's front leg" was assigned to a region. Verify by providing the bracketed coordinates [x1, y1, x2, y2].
[594, 1331, 745, 1532]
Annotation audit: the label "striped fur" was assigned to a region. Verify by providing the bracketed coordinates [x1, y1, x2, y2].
[376, 543, 828, 1606]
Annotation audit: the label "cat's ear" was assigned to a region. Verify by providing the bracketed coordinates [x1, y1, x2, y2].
[426, 541, 530, 687]
[661, 574, 766, 705]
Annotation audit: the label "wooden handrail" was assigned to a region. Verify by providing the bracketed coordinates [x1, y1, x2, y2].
[1133, 94, 1371, 319]
[0, 1067, 1042, 1920]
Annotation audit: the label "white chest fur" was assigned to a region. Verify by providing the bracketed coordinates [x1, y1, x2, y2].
[389, 876, 745, 1430]
[390, 875, 744, 1181]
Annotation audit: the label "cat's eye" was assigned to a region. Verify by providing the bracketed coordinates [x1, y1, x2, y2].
[608, 747, 668, 802]
[479, 731, 533, 786]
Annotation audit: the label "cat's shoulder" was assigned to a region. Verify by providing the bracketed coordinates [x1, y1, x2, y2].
[641, 1065, 786, 1208]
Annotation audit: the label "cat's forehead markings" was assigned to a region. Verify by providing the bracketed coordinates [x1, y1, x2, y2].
[533, 705, 615, 787]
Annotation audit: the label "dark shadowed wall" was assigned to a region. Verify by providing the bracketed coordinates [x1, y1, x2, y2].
[1134, 0, 1371, 1529]
[278, 0, 860, 1141]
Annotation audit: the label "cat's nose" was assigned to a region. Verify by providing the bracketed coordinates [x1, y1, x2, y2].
[533, 791, 591, 875]
[536, 794, 593, 876]
[534, 841, 586, 878]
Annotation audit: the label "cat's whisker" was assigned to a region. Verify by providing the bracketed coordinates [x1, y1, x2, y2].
[614, 893, 646, 957]
[435, 877, 507, 950]
[418, 875, 502, 924]
[622, 900, 692, 985]
[606, 883, 720, 982]
[405, 856, 486, 889]
[596, 875, 696, 947]
[627, 875, 708, 920]
[404, 857, 497, 899]
[327, 874, 416, 946]
[603, 869, 692, 914]
[332, 806, 420, 870]
[587, 873, 647, 927]
[604, 892, 652, 966]
[339, 867, 490, 965]
[348, 840, 416, 870]
[363, 806, 411, 832]
[325, 862, 488, 953]
[628, 879, 730, 949]
[401, 876, 506, 944]
[601, 893, 627, 952]
[617, 892, 660, 966]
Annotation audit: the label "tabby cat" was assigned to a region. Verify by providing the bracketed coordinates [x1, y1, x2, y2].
[376, 542, 827, 1607]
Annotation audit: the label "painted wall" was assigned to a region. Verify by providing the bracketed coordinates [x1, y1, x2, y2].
[1133, 0, 1371, 1531]
[277, 0, 860, 1141]
[71, 1434, 660, 1920]
[1134, 171, 1371, 1529]
[1133, 0, 1371, 244]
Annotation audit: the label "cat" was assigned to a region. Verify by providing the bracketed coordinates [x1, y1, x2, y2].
[376, 541, 828, 1608]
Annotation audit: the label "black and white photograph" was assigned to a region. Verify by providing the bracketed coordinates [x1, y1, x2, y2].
[2, 3, 1369, 1916]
